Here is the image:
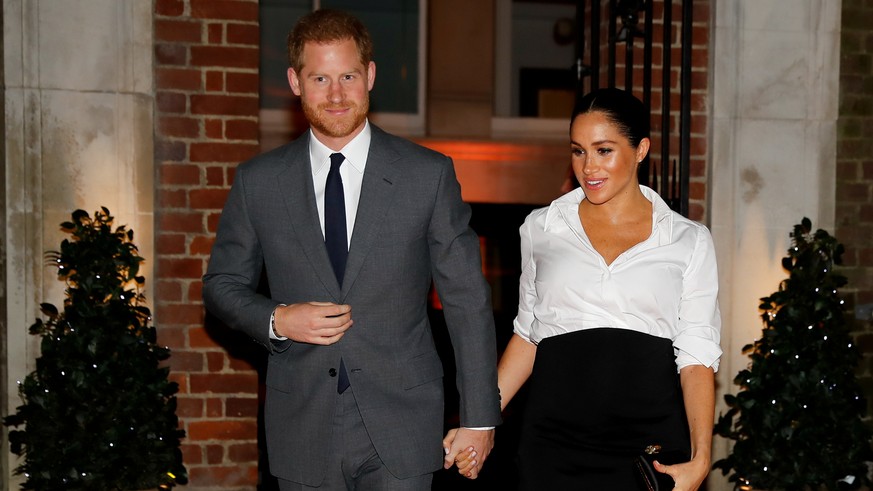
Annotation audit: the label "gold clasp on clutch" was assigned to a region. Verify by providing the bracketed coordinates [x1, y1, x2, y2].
[644, 444, 662, 455]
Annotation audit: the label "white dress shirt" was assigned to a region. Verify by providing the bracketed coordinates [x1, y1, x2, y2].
[310, 121, 371, 244]
[513, 185, 723, 372]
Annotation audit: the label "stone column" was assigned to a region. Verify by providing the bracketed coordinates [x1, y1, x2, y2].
[2, 1, 154, 487]
[708, 2, 842, 489]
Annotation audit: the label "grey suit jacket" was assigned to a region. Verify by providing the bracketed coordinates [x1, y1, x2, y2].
[202, 125, 501, 485]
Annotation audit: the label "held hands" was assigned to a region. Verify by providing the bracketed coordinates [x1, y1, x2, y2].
[653, 454, 710, 491]
[273, 302, 353, 345]
[442, 428, 494, 480]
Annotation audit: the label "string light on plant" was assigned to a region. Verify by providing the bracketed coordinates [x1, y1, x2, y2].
[2, 208, 188, 488]
[713, 217, 873, 490]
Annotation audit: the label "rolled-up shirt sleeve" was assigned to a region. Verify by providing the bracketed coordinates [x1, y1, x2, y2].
[673, 225, 722, 371]
[513, 215, 538, 344]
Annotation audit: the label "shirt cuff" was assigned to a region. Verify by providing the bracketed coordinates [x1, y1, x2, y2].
[463, 427, 495, 430]
[268, 304, 288, 341]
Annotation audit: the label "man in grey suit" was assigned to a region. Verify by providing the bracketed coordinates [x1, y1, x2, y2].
[202, 9, 501, 490]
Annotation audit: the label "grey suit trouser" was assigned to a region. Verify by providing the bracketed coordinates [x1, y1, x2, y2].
[276, 387, 434, 491]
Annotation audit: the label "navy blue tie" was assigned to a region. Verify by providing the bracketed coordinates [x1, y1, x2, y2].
[325, 153, 348, 286]
[325, 152, 350, 393]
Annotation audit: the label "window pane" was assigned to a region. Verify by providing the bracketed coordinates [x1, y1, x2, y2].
[496, 1, 577, 118]
[322, 0, 420, 114]
[259, 0, 311, 110]
[259, 0, 419, 114]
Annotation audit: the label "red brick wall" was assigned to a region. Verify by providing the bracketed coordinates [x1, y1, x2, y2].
[154, 0, 262, 488]
[837, 0, 873, 414]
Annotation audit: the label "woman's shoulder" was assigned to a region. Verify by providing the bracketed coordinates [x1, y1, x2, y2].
[670, 211, 713, 237]
[521, 205, 551, 232]
[663, 212, 717, 257]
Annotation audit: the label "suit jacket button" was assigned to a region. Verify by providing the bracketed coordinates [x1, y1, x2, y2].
[329, 368, 338, 377]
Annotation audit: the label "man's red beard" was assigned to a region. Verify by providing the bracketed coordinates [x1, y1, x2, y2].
[302, 99, 369, 139]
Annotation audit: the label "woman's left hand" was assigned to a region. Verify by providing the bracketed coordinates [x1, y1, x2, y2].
[442, 428, 479, 478]
[653, 455, 710, 491]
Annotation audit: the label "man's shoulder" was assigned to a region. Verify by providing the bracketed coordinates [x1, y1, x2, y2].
[237, 135, 307, 174]
[370, 125, 448, 163]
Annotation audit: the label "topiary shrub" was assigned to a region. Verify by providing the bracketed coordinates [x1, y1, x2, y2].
[3, 207, 187, 490]
[713, 217, 872, 490]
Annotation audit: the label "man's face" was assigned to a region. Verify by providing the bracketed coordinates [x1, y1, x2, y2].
[287, 38, 376, 150]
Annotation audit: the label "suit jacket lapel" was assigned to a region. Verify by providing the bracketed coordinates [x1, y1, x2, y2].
[341, 129, 401, 298]
[277, 134, 344, 300]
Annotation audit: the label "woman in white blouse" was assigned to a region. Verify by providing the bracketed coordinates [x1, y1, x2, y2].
[446, 88, 721, 490]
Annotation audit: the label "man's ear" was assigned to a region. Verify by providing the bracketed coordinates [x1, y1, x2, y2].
[367, 61, 376, 91]
[287, 67, 302, 96]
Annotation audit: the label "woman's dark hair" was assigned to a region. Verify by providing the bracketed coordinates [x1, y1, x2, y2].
[572, 88, 650, 147]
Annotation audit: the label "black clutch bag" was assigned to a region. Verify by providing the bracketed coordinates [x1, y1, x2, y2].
[634, 444, 687, 491]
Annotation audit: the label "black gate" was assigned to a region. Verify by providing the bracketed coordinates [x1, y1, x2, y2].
[573, 0, 695, 216]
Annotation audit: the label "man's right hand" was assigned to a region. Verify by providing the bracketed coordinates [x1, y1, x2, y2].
[273, 302, 353, 345]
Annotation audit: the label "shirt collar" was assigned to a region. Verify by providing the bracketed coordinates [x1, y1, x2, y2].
[544, 185, 674, 233]
[640, 184, 674, 227]
[544, 187, 585, 232]
[309, 120, 371, 176]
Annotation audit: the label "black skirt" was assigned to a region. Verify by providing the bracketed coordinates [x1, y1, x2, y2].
[517, 328, 690, 490]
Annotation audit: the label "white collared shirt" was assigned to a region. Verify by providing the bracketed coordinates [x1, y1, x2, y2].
[309, 121, 371, 246]
[513, 185, 723, 371]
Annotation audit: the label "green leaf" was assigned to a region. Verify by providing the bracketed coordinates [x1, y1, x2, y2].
[39, 303, 59, 316]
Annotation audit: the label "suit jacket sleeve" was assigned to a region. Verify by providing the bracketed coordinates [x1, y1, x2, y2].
[202, 164, 288, 352]
[427, 156, 502, 428]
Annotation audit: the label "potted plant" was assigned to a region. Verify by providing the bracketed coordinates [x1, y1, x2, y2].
[713, 217, 872, 490]
[3, 208, 187, 490]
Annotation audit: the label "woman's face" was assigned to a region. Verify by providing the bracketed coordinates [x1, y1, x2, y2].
[570, 111, 649, 206]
